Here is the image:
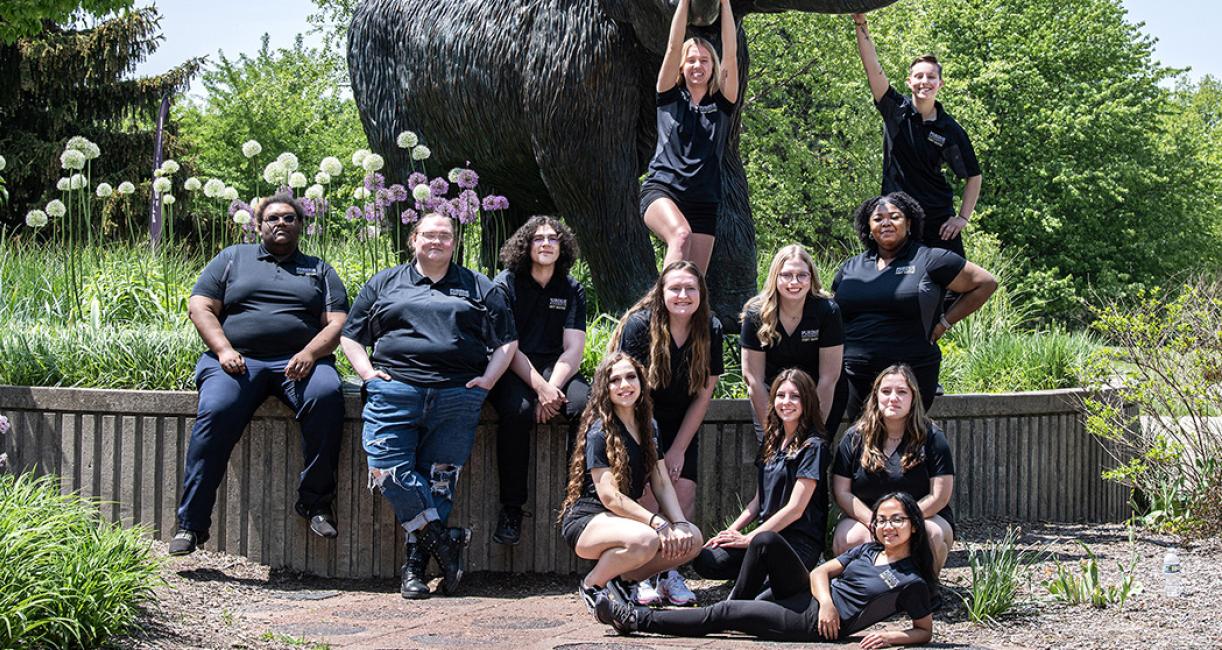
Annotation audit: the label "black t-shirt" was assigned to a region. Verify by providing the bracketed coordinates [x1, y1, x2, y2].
[756, 436, 830, 545]
[740, 296, 844, 386]
[832, 425, 956, 529]
[617, 309, 724, 425]
[832, 240, 966, 364]
[831, 542, 933, 636]
[493, 269, 585, 366]
[580, 417, 659, 502]
[191, 244, 348, 359]
[645, 85, 737, 201]
[343, 262, 517, 387]
[875, 86, 981, 223]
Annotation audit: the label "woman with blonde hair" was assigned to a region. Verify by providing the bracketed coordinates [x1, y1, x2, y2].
[741, 244, 845, 438]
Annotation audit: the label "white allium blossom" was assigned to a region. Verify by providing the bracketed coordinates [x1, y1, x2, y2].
[70, 174, 86, 190]
[0, 155, 6, 172]
[25, 210, 48, 228]
[242, 140, 263, 158]
[81, 141, 101, 159]
[351, 149, 371, 167]
[412, 184, 431, 201]
[353, 187, 370, 201]
[152, 177, 172, 193]
[319, 156, 342, 176]
[159, 159, 180, 175]
[162, 194, 176, 205]
[362, 153, 385, 172]
[410, 145, 431, 161]
[448, 168, 462, 183]
[263, 161, 287, 185]
[66, 136, 100, 160]
[96, 183, 113, 198]
[57, 177, 71, 191]
[276, 152, 300, 172]
[314, 171, 332, 185]
[305, 184, 325, 200]
[117, 181, 135, 195]
[45, 200, 66, 218]
[153, 168, 165, 177]
[203, 178, 225, 198]
[288, 172, 308, 188]
[223, 186, 239, 201]
[396, 131, 419, 149]
[184, 177, 202, 192]
[233, 209, 252, 225]
[60, 149, 86, 170]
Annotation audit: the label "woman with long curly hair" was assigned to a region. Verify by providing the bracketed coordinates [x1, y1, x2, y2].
[832, 364, 956, 575]
[488, 216, 590, 546]
[595, 492, 936, 648]
[610, 260, 722, 605]
[741, 244, 845, 438]
[693, 368, 831, 586]
[559, 352, 702, 618]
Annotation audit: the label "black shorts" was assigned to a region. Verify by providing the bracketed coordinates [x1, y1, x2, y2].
[561, 497, 607, 549]
[640, 182, 719, 236]
[657, 413, 700, 483]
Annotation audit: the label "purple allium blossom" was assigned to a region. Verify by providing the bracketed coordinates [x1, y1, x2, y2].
[363, 172, 385, 192]
[482, 195, 509, 211]
[407, 172, 427, 188]
[389, 184, 408, 202]
[345, 205, 362, 221]
[429, 177, 450, 196]
[0, 414, 9, 436]
[400, 208, 419, 224]
[459, 189, 480, 211]
[306, 222, 321, 236]
[455, 168, 479, 190]
[228, 199, 252, 217]
[358, 224, 381, 241]
[375, 188, 391, 207]
[301, 199, 317, 218]
[450, 197, 476, 224]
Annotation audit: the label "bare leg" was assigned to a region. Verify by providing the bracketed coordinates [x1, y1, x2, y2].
[644, 198, 693, 269]
[686, 233, 715, 277]
[832, 518, 874, 556]
[575, 513, 660, 587]
[622, 523, 704, 582]
[926, 514, 954, 576]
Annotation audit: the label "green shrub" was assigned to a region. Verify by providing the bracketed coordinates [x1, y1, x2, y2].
[0, 472, 162, 648]
[1045, 539, 1142, 608]
[0, 323, 202, 390]
[961, 527, 1040, 624]
[941, 328, 1099, 394]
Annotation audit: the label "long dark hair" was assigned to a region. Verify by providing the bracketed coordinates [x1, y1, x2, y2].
[498, 215, 579, 278]
[759, 368, 826, 463]
[870, 491, 936, 585]
[851, 192, 926, 253]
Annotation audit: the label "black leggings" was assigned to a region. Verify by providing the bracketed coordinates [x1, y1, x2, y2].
[693, 530, 823, 583]
[638, 532, 826, 641]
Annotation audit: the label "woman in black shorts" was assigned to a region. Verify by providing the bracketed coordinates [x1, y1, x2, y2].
[559, 352, 702, 614]
[641, 0, 739, 274]
[595, 491, 936, 649]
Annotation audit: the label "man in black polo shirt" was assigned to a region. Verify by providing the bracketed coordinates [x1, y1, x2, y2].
[852, 12, 982, 258]
[489, 216, 590, 546]
[171, 192, 348, 556]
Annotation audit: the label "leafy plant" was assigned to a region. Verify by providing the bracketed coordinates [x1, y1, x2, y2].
[1045, 539, 1142, 608]
[961, 527, 1041, 623]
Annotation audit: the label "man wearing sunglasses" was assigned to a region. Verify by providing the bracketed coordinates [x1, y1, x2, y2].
[171, 192, 349, 556]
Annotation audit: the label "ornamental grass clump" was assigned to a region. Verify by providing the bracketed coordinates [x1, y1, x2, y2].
[961, 526, 1042, 624]
[0, 472, 162, 648]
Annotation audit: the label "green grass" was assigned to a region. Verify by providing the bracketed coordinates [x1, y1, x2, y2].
[940, 327, 1100, 394]
[0, 472, 162, 648]
[259, 631, 332, 649]
[1045, 539, 1142, 608]
[961, 526, 1041, 624]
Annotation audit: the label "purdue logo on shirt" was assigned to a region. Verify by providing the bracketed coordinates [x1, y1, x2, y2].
[879, 568, 900, 589]
[448, 288, 470, 298]
[800, 329, 820, 343]
[295, 267, 318, 276]
[548, 298, 568, 310]
[926, 131, 947, 147]
[895, 265, 916, 275]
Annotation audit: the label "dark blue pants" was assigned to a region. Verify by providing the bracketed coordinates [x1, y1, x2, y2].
[177, 353, 344, 533]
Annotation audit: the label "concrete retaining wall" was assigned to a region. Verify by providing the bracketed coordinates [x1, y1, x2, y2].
[0, 385, 1132, 577]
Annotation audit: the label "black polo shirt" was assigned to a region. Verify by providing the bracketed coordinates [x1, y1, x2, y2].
[832, 425, 956, 531]
[581, 417, 659, 501]
[493, 269, 585, 367]
[617, 309, 724, 426]
[832, 543, 933, 636]
[757, 436, 830, 545]
[191, 244, 348, 359]
[832, 241, 965, 365]
[876, 86, 980, 225]
[645, 85, 736, 200]
[740, 296, 844, 386]
[343, 263, 517, 388]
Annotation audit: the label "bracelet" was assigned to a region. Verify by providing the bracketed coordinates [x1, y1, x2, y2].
[654, 522, 671, 535]
[939, 315, 953, 331]
[648, 513, 662, 529]
[956, 214, 970, 222]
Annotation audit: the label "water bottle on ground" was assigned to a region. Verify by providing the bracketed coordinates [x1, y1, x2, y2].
[1162, 549, 1182, 597]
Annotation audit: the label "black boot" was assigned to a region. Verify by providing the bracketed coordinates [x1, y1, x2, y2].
[400, 542, 430, 600]
[417, 521, 464, 596]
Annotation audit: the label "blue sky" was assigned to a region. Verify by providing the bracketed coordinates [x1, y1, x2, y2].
[135, 0, 1219, 92]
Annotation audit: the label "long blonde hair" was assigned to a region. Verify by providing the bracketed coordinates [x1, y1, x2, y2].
[676, 37, 723, 96]
[854, 364, 930, 473]
[558, 352, 659, 521]
[741, 244, 829, 347]
[759, 368, 827, 463]
[608, 261, 712, 396]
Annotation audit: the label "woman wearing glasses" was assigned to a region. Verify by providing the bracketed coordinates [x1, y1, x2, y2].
[341, 213, 518, 599]
[594, 491, 935, 648]
[831, 364, 955, 575]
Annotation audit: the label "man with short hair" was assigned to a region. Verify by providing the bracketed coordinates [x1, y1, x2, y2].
[170, 193, 348, 556]
[852, 12, 982, 258]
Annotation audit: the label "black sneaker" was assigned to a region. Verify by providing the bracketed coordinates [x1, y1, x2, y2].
[491, 507, 530, 545]
[308, 508, 338, 539]
[595, 584, 639, 635]
[579, 580, 608, 618]
[168, 528, 209, 556]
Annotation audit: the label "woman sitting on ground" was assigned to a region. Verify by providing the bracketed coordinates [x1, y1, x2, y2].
[832, 364, 955, 575]
[559, 352, 704, 613]
[694, 368, 831, 584]
[595, 492, 935, 648]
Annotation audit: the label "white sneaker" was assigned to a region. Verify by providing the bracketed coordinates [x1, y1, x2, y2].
[634, 577, 662, 606]
[658, 571, 697, 606]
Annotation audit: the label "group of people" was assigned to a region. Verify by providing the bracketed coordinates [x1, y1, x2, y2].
[168, 2, 997, 645]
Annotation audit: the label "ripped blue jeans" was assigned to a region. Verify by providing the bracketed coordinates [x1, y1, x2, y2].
[361, 379, 489, 533]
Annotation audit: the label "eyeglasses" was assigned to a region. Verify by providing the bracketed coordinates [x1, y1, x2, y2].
[779, 272, 811, 284]
[417, 231, 454, 243]
[873, 516, 910, 528]
[262, 213, 298, 224]
[532, 235, 560, 245]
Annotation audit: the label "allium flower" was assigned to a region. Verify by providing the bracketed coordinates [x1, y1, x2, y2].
[429, 177, 450, 196]
[396, 131, 419, 148]
[242, 140, 263, 158]
[407, 172, 427, 188]
[0, 414, 8, 435]
[363, 172, 385, 192]
[412, 184, 431, 202]
[0, 155, 6, 172]
[289, 172, 308, 188]
[354, 187, 371, 201]
[447, 167, 462, 183]
[389, 184, 408, 202]
[410, 145, 430, 161]
[320, 156, 343, 176]
[482, 194, 510, 211]
[362, 153, 385, 172]
[46, 199, 66, 218]
[351, 149, 371, 167]
[162, 194, 176, 205]
[96, 183, 113, 198]
[117, 181, 135, 195]
[66, 136, 100, 159]
[160, 159, 180, 175]
[153, 177, 172, 193]
[400, 208, 419, 224]
[306, 222, 321, 236]
[276, 152, 300, 172]
[455, 168, 479, 190]
[153, 168, 165, 177]
[314, 171, 332, 185]
[359, 224, 381, 240]
[203, 178, 224, 198]
[184, 177, 202, 192]
[223, 186, 239, 201]
[57, 177, 71, 191]
[305, 184, 325, 200]
[60, 149, 86, 170]
[70, 173, 86, 190]
[233, 209, 252, 225]
[263, 161, 287, 185]
[25, 209, 48, 228]
[228, 199, 251, 216]
[345, 205, 362, 221]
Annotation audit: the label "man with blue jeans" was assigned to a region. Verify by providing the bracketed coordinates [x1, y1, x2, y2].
[171, 193, 348, 556]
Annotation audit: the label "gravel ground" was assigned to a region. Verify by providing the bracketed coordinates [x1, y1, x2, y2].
[116, 522, 1222, 649]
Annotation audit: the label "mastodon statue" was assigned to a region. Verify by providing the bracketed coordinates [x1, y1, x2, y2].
[349, 0, 898, 316]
